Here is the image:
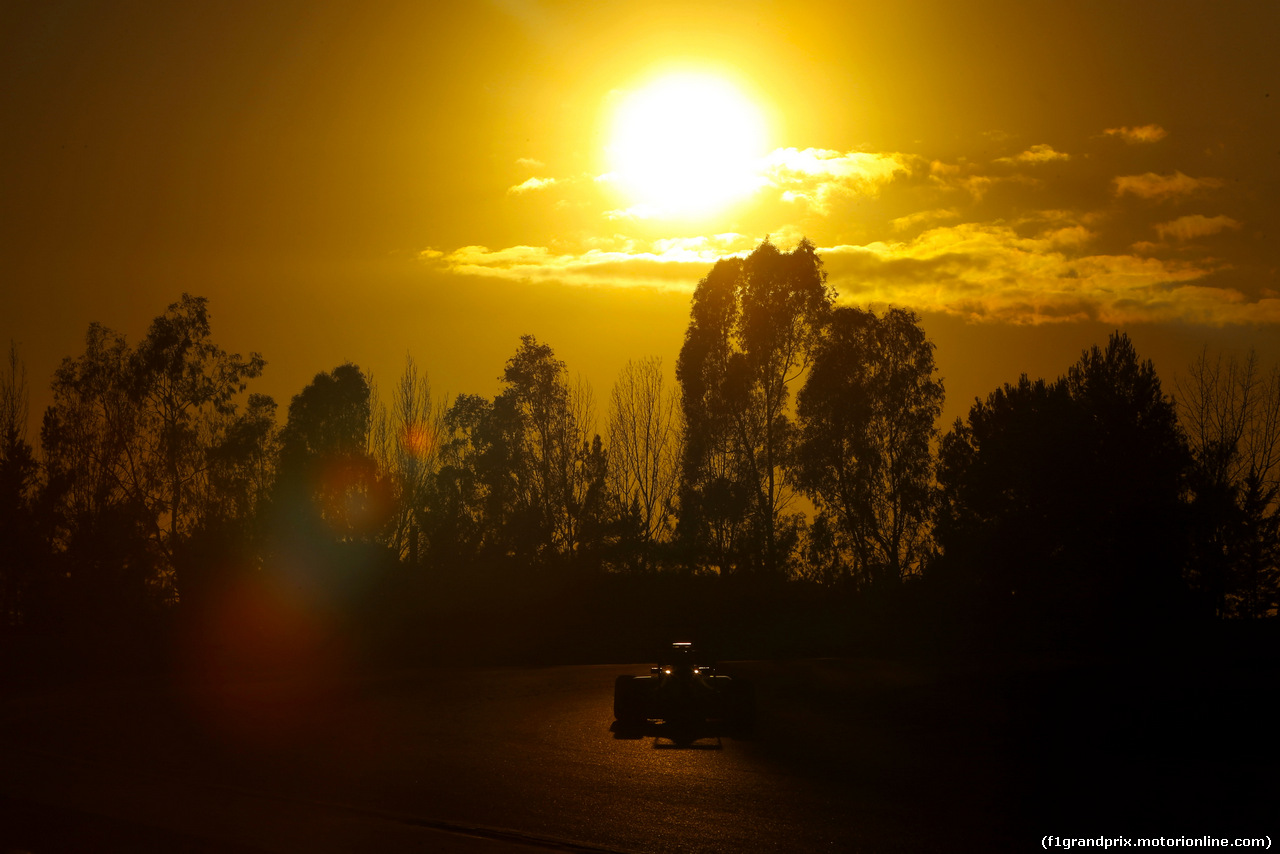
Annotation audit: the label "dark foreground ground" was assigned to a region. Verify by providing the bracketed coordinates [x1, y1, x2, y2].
[1, 654, 1275, 853]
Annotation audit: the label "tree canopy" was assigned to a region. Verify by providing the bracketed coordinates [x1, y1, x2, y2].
[676, 238, 832, 576]
[795, 306, 944, 588]
[936, 332, 1189, 629]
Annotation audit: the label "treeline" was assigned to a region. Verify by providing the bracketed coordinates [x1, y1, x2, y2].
[1, 240, 1278, 671]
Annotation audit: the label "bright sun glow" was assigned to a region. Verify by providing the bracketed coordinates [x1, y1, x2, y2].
[606, 72, 768, 219]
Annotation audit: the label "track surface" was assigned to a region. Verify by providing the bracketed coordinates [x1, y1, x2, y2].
[0, 658, 1272, 852]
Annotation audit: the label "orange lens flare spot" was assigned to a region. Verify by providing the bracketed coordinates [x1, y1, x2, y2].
[400, 423, 435, 458]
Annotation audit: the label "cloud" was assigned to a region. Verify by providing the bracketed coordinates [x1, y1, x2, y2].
[508, 176, 557, 194]
[1041, 225, 1095, 248]
[1108, 286, 1280, 326]
[516, 157, 545, 169]
[816, 221, 1269, 325]
[419, 235, 759, 291]
[760, 148, 914, 212]
[922, 157, 1045, 201]
[891, 208, 960, 231]
[422, 216, 1274, 325]
[997, 144, 1071, 165]
[1113, 171, 1223, 200]
[936, 173, 1043, 202]
[1155, 214, 1242, 242]
[1104, 125, 1167, 144]
[651, 233, 750, 254]
[763, 148, 909, 183]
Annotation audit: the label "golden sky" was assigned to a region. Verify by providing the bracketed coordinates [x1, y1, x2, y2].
[3, 0, 1278, 429]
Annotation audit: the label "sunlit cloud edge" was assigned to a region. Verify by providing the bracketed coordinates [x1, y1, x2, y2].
[421, 220, 1279, 326]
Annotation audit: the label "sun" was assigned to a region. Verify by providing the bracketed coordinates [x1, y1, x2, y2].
[605, 72, 768, 219]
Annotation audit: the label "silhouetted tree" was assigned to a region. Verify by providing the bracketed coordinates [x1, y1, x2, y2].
[571, 432, 612, 572]
[200, 392, 279, 532]
[41, 324, 140, 550]
[372, 355, 446, 565]
[39, 325, 153, 625]
[495, 336, 607, 566]
[134, 295, 265, 557]
[176, 392, 278, 610]
[1066, 334, 1189, 610]
[607, 356, 681, 568]
[560, 378, 609, 566]
[424, 338, 610, 572]
[41, 297, 264, 609]
[797, 511, 848, 586]
[936, 332, 1188, 632]
[1177, 348, 1280, 618]
[1, 342, 42, 627]
[429, 393, 500, 567]
[488, 337, 570, 562]
[676, 238, 832, 576]
[275, 363, 390, 543]
[936, 375, 1066, 602]
[795, 307, 944, 588]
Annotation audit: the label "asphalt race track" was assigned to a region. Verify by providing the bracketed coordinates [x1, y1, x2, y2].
[1, 658, 1273, 852]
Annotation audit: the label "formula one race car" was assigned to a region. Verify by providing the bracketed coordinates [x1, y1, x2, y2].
[613, 642, 755, 737]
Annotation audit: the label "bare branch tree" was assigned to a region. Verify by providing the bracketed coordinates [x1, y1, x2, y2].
[1, 341, 29, 449]
[607, 357, 681, 554]
[556, 374, 602, 559]
[372, 354, 447, 563]
[1, 341, 40, 626]
[1177, 348, 1280, 617]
